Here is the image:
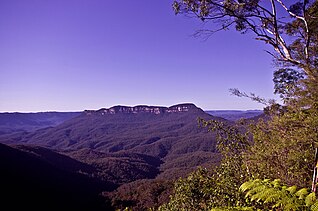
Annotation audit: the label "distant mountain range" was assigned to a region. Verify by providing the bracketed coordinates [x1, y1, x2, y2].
[0, 104, 264, 209]
[0, 111, 81, 135]
[205, 110, 263, 121]
[0, 107, 262, 135]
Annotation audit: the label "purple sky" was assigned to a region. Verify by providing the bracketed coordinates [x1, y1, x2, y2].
[0, 0, 279, 112]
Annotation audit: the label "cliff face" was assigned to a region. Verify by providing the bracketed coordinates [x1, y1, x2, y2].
[84, 103, 201, 115]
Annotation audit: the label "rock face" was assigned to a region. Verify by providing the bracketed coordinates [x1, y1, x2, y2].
[84, 103, 200, 115]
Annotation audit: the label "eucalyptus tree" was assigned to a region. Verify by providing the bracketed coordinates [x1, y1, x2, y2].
[173, 0, 318, 179]
[173, 0, 318, 106]
[158, 1, 318, 210]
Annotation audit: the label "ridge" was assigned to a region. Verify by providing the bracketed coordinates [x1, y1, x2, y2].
[84, 103, 201, 115]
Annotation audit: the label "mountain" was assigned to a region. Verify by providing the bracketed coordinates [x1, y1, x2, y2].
[1, 104, 224, 180]
[205, 110, 263, 121]
[0, 104, 269, 210]
[0, 143, 113, 210]
[0, 103, 230, 209]
[0, 111, 81, 135]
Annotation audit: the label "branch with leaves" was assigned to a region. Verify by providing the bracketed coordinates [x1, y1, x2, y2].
[173, 0, 317, 78]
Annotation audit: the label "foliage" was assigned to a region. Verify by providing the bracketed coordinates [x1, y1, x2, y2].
[161, 1, 318, 211]
[212, 179, 318, 211]
[273, 68, 304, 103]
[108, 179, 173, 211]
[157, 167, 217, 210]
[173, 0, 318, 112]
[158, 120, 252, 210]
[211, 208, 253, 211]
[244, 109, 317, 188]
[158, 106, 318, 210]
[173, 0, 317, 71]
[239, 179, 318, 210]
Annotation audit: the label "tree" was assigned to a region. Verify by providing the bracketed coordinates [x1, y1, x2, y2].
[173, 0, 318, 108]
[245, 114, 316, 188]
[157, 1, 318, 210]
[173, 0, 318, 181]
[173, 0, 316, 69]
[158, 120, 252, 210]
[157, 167, 217, 210]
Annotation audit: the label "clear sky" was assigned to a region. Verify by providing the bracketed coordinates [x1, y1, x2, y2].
[0, 0, 279, 112]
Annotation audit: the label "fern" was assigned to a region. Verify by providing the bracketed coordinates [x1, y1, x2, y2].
[211, 207, 254, 211]
[311, 201, 318, 211]
[296, 188, 309, 199]
[287, 186, 298, 194]
[239, 179, 317, 210]
[306, 193, 317, 207]
[212, 179, 318, 211]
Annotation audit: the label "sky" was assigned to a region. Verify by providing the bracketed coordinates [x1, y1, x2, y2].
[0, 0, 279, 112]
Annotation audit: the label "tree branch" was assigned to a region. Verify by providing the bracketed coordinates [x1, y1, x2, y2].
[276, 0, 310, 61]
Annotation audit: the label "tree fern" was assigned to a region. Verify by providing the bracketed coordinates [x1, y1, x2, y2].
[311, 201, 318, 211]
[211, 207, 254, 211]
[306, 193, 317, 207]
[212, 179, 318, 211]
[239, 179, 317, 210]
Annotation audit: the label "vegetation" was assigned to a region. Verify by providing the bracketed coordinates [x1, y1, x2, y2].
[239, 179, 318, 210]
[1, 105, 224, 184]
[157, 119, 252, 210]
[107, 179, 173, 210]
[210, 179, 318, 210]
[156, 0, 318, 210]
[0, 105, 225, 210]
[1, 1, 317, 210]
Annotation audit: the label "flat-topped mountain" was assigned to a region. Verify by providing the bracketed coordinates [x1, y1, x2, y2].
[85, 103, 201, 115]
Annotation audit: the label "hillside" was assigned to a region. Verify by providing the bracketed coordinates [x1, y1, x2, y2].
[1, 104, 224, 180]
[0, 143, 113, 210]
[0, 103, 229, 209]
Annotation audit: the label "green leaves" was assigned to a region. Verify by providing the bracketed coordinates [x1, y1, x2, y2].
[273, 68, 304, 103]
[157, 167, 217, 210]
[239, 179, 317, 210]
[286, 186, 298, 194]
[306, 193, 317, 207]
[167, 1, 318, 210]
